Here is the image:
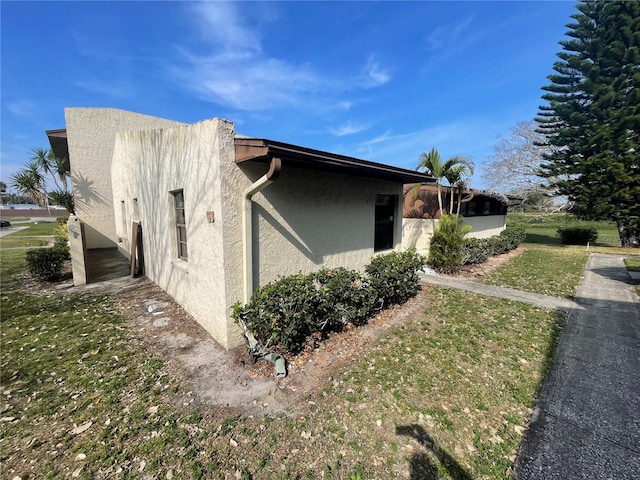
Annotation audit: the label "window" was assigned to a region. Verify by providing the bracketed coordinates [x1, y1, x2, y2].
[172, 190, 187, 260]
[374, 195, 396, 251]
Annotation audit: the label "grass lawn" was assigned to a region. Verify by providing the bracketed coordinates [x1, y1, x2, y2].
[484, 245, 589, 299]
[508, 212, 620, 247]
[6, 221, 58, 237]
[0, 223, 564, 478]
[0, 237, 49, 249]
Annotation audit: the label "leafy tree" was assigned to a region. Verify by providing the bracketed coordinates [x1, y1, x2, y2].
[11, 148, 74, 213]
[415, 148, 474, 216]
[0, 181, 6, 193]
[536, 0, 640, 247]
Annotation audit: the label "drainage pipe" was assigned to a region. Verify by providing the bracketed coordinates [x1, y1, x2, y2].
[242, 157, 282, 303]
[241, 157, 285, 377]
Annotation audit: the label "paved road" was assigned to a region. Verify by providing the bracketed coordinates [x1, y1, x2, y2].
[422, 254, 640, 479]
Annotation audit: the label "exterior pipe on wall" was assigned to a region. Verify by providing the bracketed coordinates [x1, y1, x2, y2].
[242, 157, 282, 303]
[241, 157, 286, 377]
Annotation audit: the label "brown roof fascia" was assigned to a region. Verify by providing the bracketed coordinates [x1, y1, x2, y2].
[235, 138, 434, 184]
[46, 129, 71, 172]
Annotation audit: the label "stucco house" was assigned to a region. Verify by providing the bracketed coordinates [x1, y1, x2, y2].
[402, 184, 510, 257]
[47, 107, 433, 350]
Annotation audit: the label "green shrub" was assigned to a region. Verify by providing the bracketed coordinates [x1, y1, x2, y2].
[233, 273, 320, 354]
[557, 227, 598, 245]
[462, 238, 491, 265]
[365, 249, 427, 307]
[462, 225, 526, 266]
[428, 215, 471, 274]
[25, 245, 69, 281]
[233, 251, 426, 355]
[313, 268, 376, 328]
[500, 225, 526, 250]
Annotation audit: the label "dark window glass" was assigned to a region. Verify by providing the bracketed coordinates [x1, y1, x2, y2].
[374, 195, 396, 251]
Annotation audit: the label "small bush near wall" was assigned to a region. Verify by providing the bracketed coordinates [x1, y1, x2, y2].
[428, 215, 471, 274]
[25, 243, 70, 281]
[366, 249, 426, 307]
[557, 227, 598, 245]
[233, 250, 426, 355]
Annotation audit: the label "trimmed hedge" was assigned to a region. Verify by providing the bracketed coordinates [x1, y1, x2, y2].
[462, 225, 526, 265]
[557, 227, 598, 245]
[232, 249, 426, 354]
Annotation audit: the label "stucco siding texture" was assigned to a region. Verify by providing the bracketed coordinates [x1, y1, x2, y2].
[112, 118, 238, 349]
[245, 163, 402, 287]
[66, 108, 184, 249]
[464, 215, 507, 239]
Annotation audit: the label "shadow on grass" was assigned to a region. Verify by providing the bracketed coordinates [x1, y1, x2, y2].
[524, 232, 562, 245]
[396, 424, 472, 480]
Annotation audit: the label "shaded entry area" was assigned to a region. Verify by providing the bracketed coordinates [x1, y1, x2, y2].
[86, 248, 131, 283]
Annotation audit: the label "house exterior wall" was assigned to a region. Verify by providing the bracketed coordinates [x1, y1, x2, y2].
[401, 215, 507, 257]
[464, 215, 507, 239]
[402, 218, 436, 258]
[65, 108, 184, 249]
[111, 118, 242, 349]
[244, 163, 403, 287]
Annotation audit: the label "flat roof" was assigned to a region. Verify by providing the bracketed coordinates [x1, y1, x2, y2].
[235, 138, 435, 184]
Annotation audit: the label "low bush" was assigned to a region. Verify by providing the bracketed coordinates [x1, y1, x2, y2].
[463, 225, 526, 265]
[233, 250, 426, 355]
[428, 214, 471, 273]
[462, 238, 491, 265]
[25, 244, 69, 281]
[313, 268, 376, 328]
[366, 249, 427, 307]
[557, 227, 598, 245]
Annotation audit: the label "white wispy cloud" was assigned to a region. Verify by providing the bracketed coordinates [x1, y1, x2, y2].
[329, 120, 373, 137]
[174, 2, 391, 112]
[74, 76, 133, 99]
[362, 56, 391, 87]
[426, 16, 475, 51]
[7, 100, 36, 117]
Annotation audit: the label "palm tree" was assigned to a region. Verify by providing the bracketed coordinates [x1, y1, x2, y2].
[442, 157, 474, 214]
[10, 165, 45, 205]
[31, 147, 69, 190]
[416, 148, 474, 217]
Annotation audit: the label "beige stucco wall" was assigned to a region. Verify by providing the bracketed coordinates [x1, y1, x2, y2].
[244, 163, 403, 287]
[66, 108, 184, 249]
[464, 215, 507, 239]
[402, 218, 437, 258]
[112, 118, 243, 349]
[401, 215, 507, 257]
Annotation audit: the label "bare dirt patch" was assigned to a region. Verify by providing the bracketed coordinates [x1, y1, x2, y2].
[452, 246, 526, 279]
[106, 279, 431, 417]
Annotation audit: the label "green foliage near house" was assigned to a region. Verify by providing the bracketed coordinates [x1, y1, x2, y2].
[428, 214, 471, 273]
[462, 225, 526, 266]
[233, 250, 426, 354]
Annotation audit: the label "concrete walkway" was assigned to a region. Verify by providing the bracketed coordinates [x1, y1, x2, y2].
[514, 254, 640, 479]
[422, 254, 640, 479]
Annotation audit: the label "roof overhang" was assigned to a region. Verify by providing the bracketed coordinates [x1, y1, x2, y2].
[46, 129, 71, 172]
[235, 138, 435, 184]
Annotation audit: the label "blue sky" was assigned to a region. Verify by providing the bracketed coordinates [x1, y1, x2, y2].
[1, 1, 577, 191]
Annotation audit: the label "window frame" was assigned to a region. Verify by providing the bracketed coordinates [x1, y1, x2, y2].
[374, 194, 397, 252]
[172, 189, 188, 261]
